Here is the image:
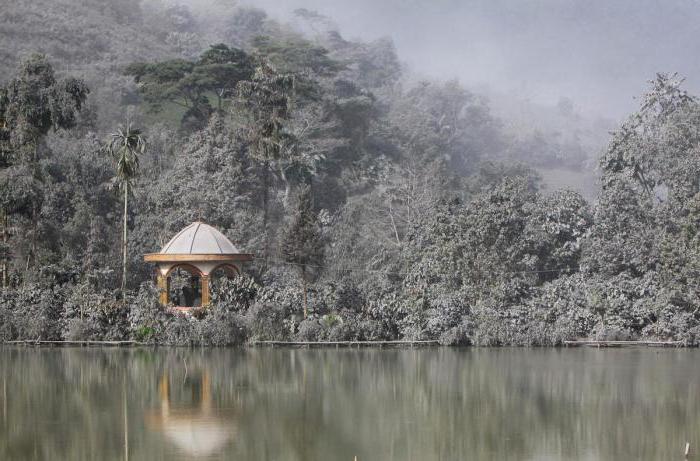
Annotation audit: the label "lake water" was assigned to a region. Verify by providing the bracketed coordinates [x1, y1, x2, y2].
[0, 347, 698, 460]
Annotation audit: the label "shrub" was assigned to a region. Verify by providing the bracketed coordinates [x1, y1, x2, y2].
[198, 302, 248, 345]
[127, 282, 169, 343]
[0, 283, 65, 341]
[210, 275, 259, 311]
[296, 318, 323, 341]
[62, 281, 127, 340]
[246, 301, 293, 341]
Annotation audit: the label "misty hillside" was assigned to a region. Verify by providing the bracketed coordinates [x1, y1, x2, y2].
[0, 0, 180, 129]
[251, 0, 700, 119]
[0, 0, 170, 69]
[4, 0, 700, 348]
[0, 0, 602, 196]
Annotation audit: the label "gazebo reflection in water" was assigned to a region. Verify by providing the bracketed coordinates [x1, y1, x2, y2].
[145, 367, 237, 458]
[144, 221, 253, 313]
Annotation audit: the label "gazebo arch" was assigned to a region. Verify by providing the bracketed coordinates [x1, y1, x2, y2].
[144, 222, 253, 309]
[165, 263, 202, 278]
[210, 263, 241, 278]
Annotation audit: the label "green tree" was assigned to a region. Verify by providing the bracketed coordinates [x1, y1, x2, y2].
[198, 44, 255, 111]
[282, 186, 324, 318]
[126, 45, 254, 131]
[107, 122, 145, 300]
[126, 58, 211, 131]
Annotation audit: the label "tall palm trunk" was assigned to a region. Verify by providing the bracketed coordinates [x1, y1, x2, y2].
[262, 161, 270, 270]
[108, 122, 143, 301]
[121, 183, 128, 302]
[302, 277, 308, 319]
[1, 210, 7, 289]
[262, 161, 269, 226]
[302, 268, 308, 319]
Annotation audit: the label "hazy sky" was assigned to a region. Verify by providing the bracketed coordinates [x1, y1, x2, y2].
[230, 0, 700, 120]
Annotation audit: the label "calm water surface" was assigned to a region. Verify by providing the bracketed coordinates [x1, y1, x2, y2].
[0, 347, 698, 460]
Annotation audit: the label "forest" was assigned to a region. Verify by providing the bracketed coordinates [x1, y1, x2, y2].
[1, 0, 699, 346]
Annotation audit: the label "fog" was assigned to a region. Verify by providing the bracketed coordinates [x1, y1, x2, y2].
[216, 0, 700, 121]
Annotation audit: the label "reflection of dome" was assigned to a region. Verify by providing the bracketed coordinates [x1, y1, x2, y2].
[145, 371, 237, 457]
[160, 222, 242, 255]
[153, 413, 234, 457]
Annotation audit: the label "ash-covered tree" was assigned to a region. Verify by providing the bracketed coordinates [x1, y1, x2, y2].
[251, 35, 341, 77]
[236, 58, 296, 259]
[600, 73, 699, 200]
[0, 54, 88, 285]
[388, 80, 503, 175]
[282, 186, 325, 318]
[0, 54, 88, 164]
[579, 73, 700, 341]
[396, 174, 591, 342]
[585, 73, 700, 279]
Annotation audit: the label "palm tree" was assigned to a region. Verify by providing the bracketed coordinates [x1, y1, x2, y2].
[107, 122, 145, 301]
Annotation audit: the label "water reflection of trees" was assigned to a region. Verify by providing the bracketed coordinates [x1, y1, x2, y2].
[0, 347, 699, 460]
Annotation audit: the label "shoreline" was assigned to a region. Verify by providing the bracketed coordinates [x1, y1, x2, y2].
[1, 339, 693, 348]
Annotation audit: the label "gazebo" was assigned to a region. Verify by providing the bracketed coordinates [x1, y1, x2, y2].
[144, 222, 253, 308]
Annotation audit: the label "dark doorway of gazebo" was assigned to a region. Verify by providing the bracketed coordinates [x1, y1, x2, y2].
[167, 265, 202, 308]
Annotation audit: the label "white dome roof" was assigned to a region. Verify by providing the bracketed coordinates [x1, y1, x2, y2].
[160, 222, 242, 255]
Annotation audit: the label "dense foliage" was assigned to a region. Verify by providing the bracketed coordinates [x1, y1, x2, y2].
[1, 2, 699, 346]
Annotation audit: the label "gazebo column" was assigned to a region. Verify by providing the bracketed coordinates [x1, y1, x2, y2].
[157, 271, 169, 306]
[201, 274, 211, 306]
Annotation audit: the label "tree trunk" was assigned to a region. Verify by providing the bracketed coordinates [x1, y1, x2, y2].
[122, 183, 128, 302]
[29, 203, 37, 270]
[302, 273, 308, 319]
[388, 202, 401, 245]
[25, 141, 39, 276]
[262, 162, 270, 269]
[217, 90, 224, 112]
[262, 162, 269, 225]
[1, 210, 6, 289]
[281, 167, 293, 211]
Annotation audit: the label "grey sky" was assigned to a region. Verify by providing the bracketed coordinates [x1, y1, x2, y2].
[230, 0, 700, 120]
